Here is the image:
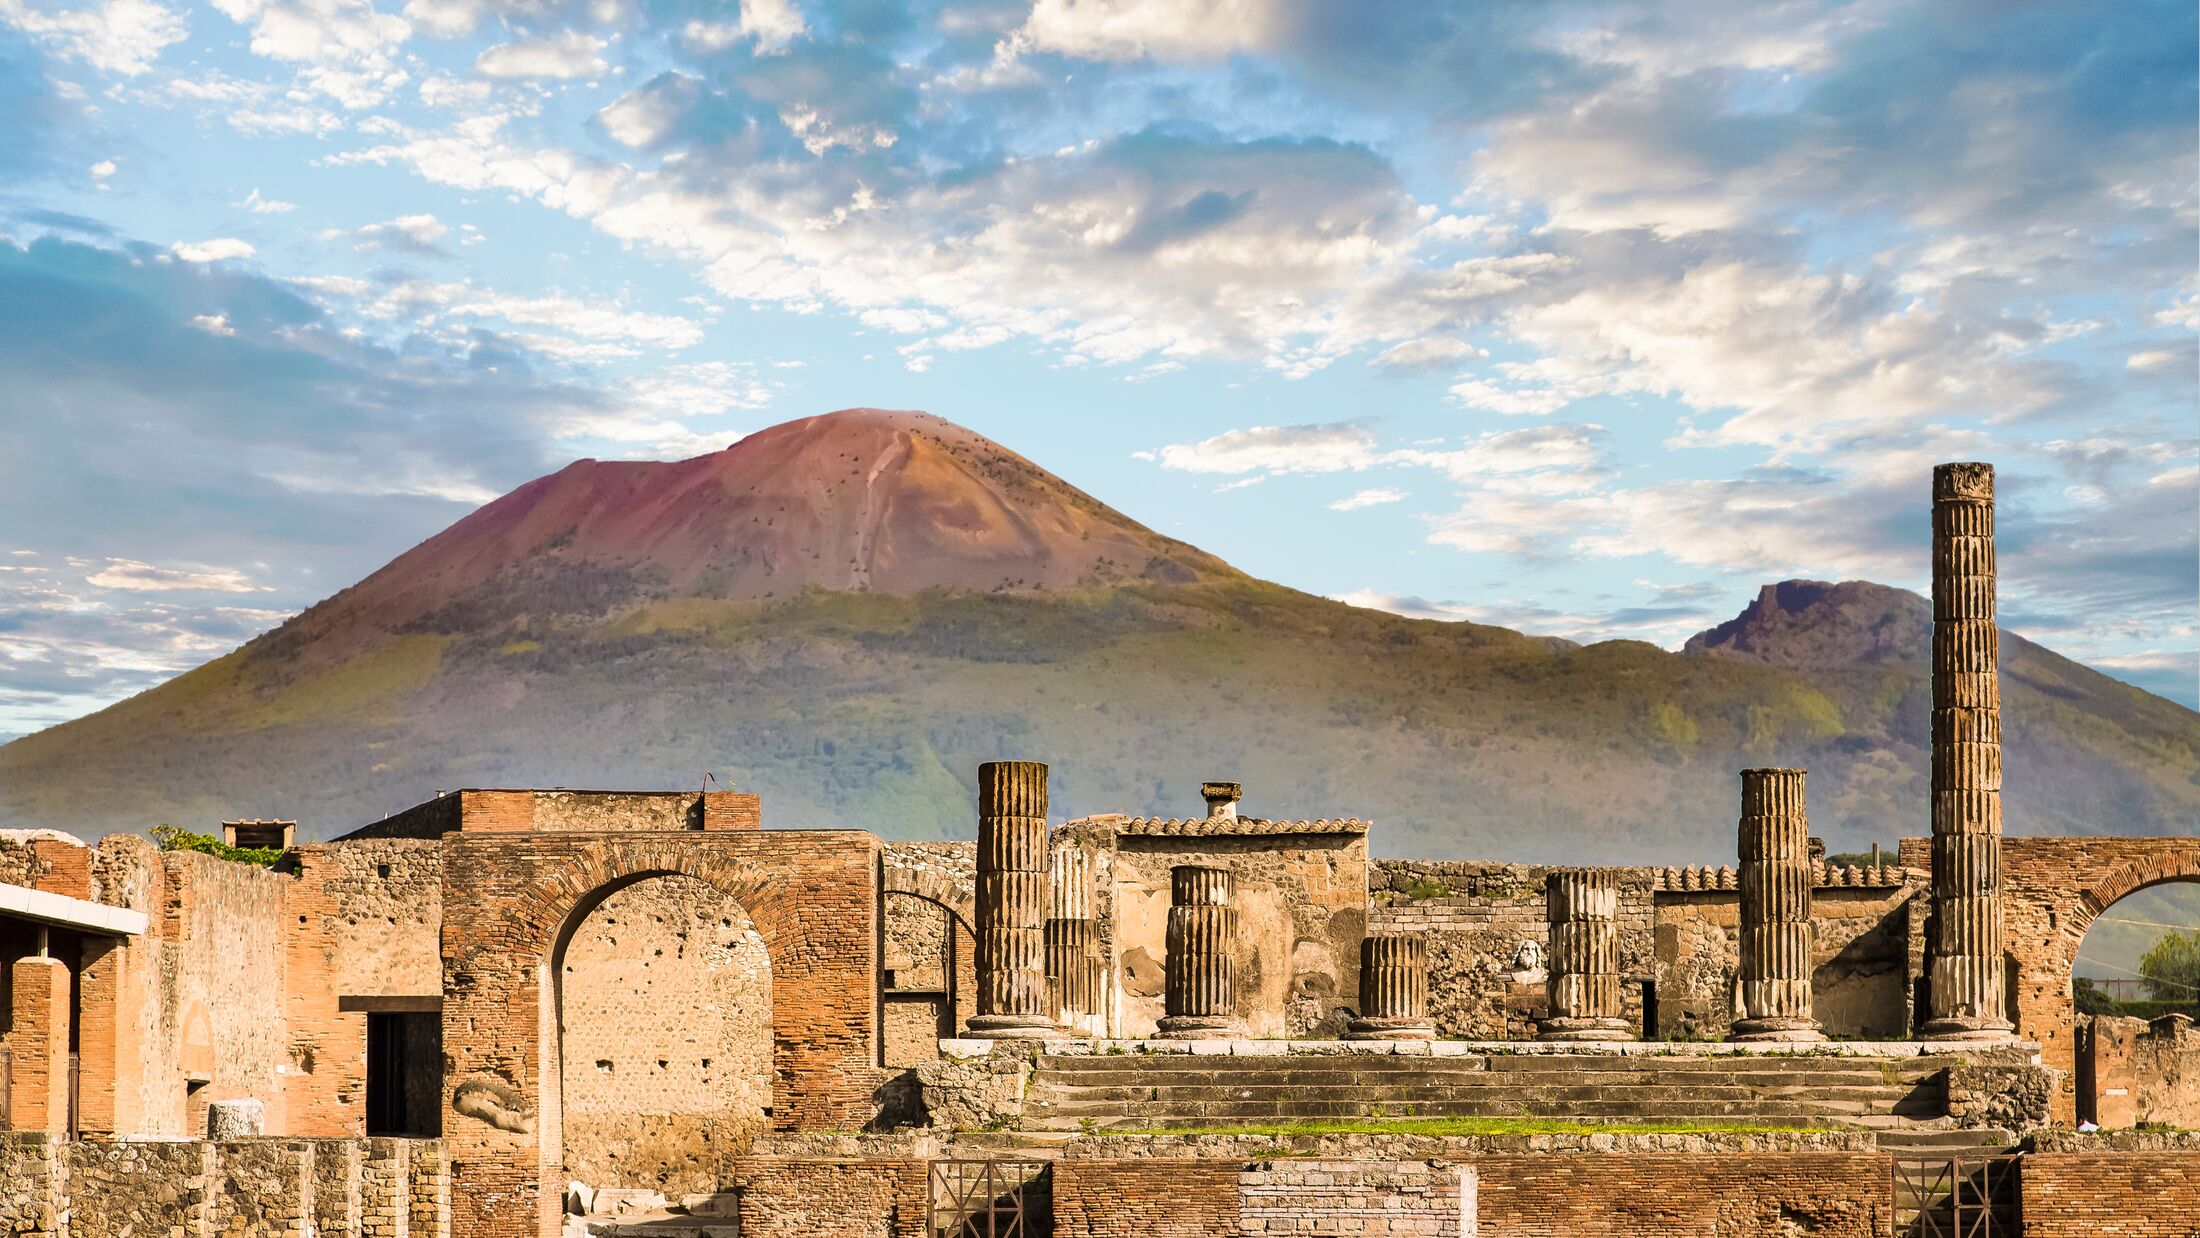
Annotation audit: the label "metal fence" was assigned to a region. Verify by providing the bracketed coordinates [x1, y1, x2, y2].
[928, 1158, 1049, 1238]
[1893, 1155, 2020, 1238]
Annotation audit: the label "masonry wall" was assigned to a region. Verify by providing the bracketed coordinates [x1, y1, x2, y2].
[1652, 885, 1912, 1039]
[1371, 861, 1653, 1038]
[1052, 1159, 1239, 1238]
[161, 852, 291, 1137]
[283, 839, 445, 1138]
[881, 891, 970, 1065]
[1099, 829, 1368, 1038]
[2020, 1150, 2200, 1237]
[2078, 1015, 2200, 1128]
[559, 873, 771, 1197]
[717, 1156, 927, 1238]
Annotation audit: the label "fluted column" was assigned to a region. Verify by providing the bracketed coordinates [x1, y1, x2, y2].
[1731, 768, 1825, 1042]
[1538, 869, 1631, 1042]
[1157, 865, 1244, 1039]
[1923, 463, 2015, 1041]
[1045, 844, 1102, 1033]
[966, 760, 1060, 1038]
[1345, 934, 1435, 1040]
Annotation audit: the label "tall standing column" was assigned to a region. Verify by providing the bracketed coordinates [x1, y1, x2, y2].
[1538, 869, 1631, 1042]
[1923, 462, 2015, 1041]
[1345, 934, 1436, 1040]
[1731, 768, 1825, 1042]
[1156, 865, 1244, 1039]
[966, 760, 1060, 1039]
[1046, 844, 1102, 1034]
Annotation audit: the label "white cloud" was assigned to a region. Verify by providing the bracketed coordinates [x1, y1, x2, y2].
[1146, 423, 1382, 476]
[2127, 349, 2177, 372]
[331, 213, 450, 253]
[475, 31, 606, 79]
[84, 558, 265, 593]
[190, 313, 236, 336]
[1330, 487, 1406, 511]
[1012, 0, 1277, 61]
[208, 0, 411, 105]
[1370, 338, 1483, 371]
[683, 0, 806, 54]
[596, 79, 688, 147]
[239, 188, 296, 213]
[171, 238, 256, 263]
[0, 0, 186, 76]
[88, 159, 117, 179]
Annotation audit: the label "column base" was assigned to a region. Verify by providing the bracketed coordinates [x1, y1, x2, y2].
[1536, 1016, 1632, 1043]
[1343, 1016, 1436, 1041]
[1729, 1017, 1826, 1044]
[1154, 1014, 1244, 1040]
[1918, 1016, 2016, 1043]
[962, 1014, 1063, 1040]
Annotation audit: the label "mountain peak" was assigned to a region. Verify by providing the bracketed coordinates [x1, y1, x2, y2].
[282, 408, 1235, 650]
[1684, 579, 1929, 669]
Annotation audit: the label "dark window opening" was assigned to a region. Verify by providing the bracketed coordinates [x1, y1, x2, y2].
[365, 1011, 442, 1137]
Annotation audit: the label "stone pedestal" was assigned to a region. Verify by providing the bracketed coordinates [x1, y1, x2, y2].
[1157, 865, 1244, 1039]
[1045, 845, 1103, 1032]
[1538, 869, 1631, 1042]
[1345, 934, 1435, 1040]
[207, 1097, 266, 1140]
[1731, 768, 1825, 1043]
[1922, 463, 2015, 1041]
[966, 760, 1061, 1039]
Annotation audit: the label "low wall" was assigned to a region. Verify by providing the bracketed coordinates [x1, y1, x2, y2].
[2077, 1014, 2200, 1128]
[2019, 1142, 2200, 1238]
[718, 1156, 928, 1238]
[0, 1133, 446, 1238]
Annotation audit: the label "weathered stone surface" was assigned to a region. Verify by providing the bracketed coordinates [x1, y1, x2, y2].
[1158, 865, 1245, 1039]
[1540, 870, 1630, 1042]
[967, 760, 1059, 1039]
[1731, 768, 1824, 1043]
[206, 1096, 266, 1139]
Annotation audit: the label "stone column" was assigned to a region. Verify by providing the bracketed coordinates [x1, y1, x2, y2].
[1731, 768, 1825, 1042]
[1538, 869, 1631, 1041]
[1157, 865, 1244, 1039]
[1345, 934, 1435, 1040]
[1046, 844, 1102, 1033]
[966, 760, 1059, 1038]
[1923, 462, 2015, 1041]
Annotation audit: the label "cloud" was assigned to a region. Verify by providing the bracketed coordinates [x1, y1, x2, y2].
[683, 0, 806, 54]
[1012, 0, 1278, 61]
[172, 238, 256, 262]
[475, 31, 606, 79]
[1144, 422, 1382, 475]
[329, 212, 451, 254]
[1370, 337, 1483, 371]
[1330, 487, 1406, 511]
[207, 0, 411, 105]
[240, 189, 296, 214]
[0, 0, 185, 76]
[83, 558, 267, 592]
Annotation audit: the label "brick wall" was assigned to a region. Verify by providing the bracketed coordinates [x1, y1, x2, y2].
[2020, 1152, 2200, 1237]
[559, 872, 771, 1196]
[1238, 1160, 1464, 1236]
[1473, 1152, 1887, 1236]
[718, 1157, 927, 1238]
[1052, 1160, 1239, 1238]
[2078, 1014, 2200, 1128]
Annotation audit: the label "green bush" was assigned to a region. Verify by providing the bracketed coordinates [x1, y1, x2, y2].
[148, 824, 284, 867]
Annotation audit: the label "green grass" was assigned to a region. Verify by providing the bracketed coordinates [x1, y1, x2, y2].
[1100, 1117, 1823, 1138]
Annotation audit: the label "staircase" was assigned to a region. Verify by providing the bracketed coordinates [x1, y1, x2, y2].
[1023, 1052, 1952, 1131]
[1884, 1131, 2021, 1236]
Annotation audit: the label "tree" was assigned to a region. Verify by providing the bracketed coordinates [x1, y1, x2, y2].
[2073, 976, 2114, 1017]
[2138, 929, 2200, 1003]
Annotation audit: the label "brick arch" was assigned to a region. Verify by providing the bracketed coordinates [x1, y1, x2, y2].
[439, 830, 881, 1238]
[880, 858, 975, 936]
[2075, 847, 2200, 928]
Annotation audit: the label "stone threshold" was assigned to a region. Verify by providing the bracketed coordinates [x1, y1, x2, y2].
[941, 1036, 2040, 1060]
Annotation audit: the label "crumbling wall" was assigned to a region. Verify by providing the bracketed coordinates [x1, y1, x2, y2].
[558, 873, 772, 1198]
[718, 1156, 928, 1238]
[2080, 1014, 2200, 1129]
[2019, 1131, 2200, 1238]
[1372, 861, 1653, 1038]
[161, 852, 290, 1136]
[1101, 828, 1367, 1038]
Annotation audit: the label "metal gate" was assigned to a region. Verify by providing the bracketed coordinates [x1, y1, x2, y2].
[1893, 1155, 2020, 1237]
[928, 1158, 1048, 1238]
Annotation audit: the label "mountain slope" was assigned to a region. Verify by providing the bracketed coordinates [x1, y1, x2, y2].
[3, 410, 2195, 860]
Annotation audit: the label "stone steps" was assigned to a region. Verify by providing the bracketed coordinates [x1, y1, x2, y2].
[1023, 1052, 1951, 1132]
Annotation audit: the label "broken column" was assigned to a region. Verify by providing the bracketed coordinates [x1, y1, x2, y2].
[1731, 768, 1825, 1042]
[1538, 869, 1631, 1042]
[965, 760, 1059, 1039]
[1346, 934, 1436, 1040]
[1157, 865, 1244, 1039]
[1923, 462, 2015, 1041]
[1046, 844, 1102, 1034]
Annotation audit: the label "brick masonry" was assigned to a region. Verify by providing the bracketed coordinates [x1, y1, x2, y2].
[717, 1156, 927, 1238]
[2018, 1151, 2200, 1237]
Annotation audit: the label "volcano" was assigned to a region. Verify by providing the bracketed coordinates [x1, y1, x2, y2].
[3, 408, 2195, 859]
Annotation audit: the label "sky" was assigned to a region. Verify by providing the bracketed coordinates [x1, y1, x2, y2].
[0, 0, 2194, 740]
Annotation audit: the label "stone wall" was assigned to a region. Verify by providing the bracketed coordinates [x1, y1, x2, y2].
[340, 790, 760, 840]
[716, 1156, 927, 1238]
[0, 1135, 445, 1238]
[160, 852, 291, 1136]
[1093, 823, 1368, 1039]
[1237, 1160, 1465, 1236]
[1371, 861, 1652, 1038]
[2078, 1014, 2200, 1129]
[880, 842, 978, 1061]
[1052, 1159, 1240, 1238]
[558, 872, 772, 1197]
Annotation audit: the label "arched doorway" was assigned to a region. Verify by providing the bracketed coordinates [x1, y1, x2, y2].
[881, 890, 974, 1064]
[554, 873, 773, 1199]
[2070, 876, 2200, 1128]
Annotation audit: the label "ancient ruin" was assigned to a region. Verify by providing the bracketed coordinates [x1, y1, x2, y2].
[2, 461, 2195, 1238]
